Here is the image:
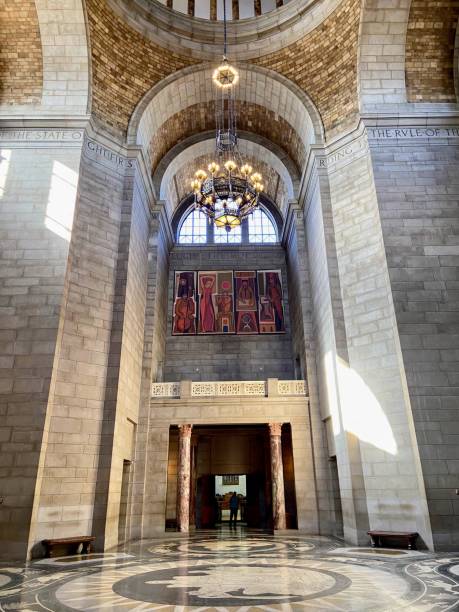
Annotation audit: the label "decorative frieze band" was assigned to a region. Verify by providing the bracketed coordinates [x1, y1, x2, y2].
[367, 126, 459, 140]
[314, 132, 368, 173]
[0, 128, 84, 146]
[85, 139, 134, 170]
[150, 379, 307, 398]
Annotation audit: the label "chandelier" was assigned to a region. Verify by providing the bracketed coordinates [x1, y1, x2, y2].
[189, 4, 264, 232]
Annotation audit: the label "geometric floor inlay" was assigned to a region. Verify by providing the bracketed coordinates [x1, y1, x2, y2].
[1, 529, 458, 611]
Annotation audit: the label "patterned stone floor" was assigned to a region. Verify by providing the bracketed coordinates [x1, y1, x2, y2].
[1, 528, 459, 611]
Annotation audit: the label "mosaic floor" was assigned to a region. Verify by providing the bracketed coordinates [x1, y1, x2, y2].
[1, 529, 459, 611]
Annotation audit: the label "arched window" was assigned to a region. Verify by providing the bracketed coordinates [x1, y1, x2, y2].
[248, 209, 277, 243]
[178, 209, 207, 244]
[176, 204, 279, 244]
[214, 223, 242, 244]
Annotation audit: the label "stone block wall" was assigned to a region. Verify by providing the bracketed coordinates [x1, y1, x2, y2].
[130, 208, 171, 539]
[0, 132, 83, 559]
[325, 132, 432, 547]
[369, 129, 459, 549]
[0, 0, 43, 105]
[86, 0, 195, 134]
[304, 171, 366, 543]
[252, 0, 361, 137]
[285, 207, 336, 534]
[99, 162, 151, 550]
[164, 246, 296, 382]
[28, 135, 131, 553]
[405, 0, 459, 102]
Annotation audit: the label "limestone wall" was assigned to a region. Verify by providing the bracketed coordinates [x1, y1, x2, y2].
[0, 128, 84, 560]
[148, 394, 317, 533]
[164, 246, 296, 382]
[26, 133, 145, 555]
[369, 126, 459, 550]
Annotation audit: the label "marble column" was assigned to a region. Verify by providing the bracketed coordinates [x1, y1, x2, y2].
[176, 424, 193, 532]
[269, 423, 286, 530]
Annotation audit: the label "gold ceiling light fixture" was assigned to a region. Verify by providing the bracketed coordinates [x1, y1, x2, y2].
[189, 2, 263, 232]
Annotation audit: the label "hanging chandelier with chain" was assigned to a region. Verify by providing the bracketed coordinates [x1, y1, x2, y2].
[189, 3, 264, 232]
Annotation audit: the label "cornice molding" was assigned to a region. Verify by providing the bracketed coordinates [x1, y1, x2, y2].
[108, 0, 342, 61]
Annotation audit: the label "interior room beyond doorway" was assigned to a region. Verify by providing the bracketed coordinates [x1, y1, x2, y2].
[165, 424, 298, 531]
[215, 474, 247, 524]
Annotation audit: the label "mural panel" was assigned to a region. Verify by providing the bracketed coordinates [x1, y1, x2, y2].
[173, 271, 197, 335]
[235, 270, 258, 334]
[172, 269, 285, 335]
[198, 271, 235, 334]
[257, 270, 285, 333]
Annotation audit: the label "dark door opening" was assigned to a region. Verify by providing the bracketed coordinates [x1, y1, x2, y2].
[165, 423, 298, 532]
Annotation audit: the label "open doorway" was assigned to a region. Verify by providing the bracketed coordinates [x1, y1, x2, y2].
[164, 424, 297, 531]
[215, 475, 247, 525]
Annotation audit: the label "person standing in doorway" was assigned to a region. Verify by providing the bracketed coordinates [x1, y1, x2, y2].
[229, 492, 239, 528]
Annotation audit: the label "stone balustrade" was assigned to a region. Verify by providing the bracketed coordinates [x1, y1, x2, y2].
[150, 379, 307, 399]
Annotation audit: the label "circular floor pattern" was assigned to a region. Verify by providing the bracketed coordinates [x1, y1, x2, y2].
[148, 536, 315, 558]
[1, 536, 458, 611]
[48, 557, 414, 610]
[0, 574, 11, 588]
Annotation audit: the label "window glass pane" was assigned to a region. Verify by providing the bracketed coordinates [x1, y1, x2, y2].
[248, 209, 277, 243]
[178, 209, 207, 244]
[214, 224, 242, 244]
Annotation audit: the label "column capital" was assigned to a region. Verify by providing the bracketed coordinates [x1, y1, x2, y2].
[178, 423, 193, 438]
[268, 422, 282, 437]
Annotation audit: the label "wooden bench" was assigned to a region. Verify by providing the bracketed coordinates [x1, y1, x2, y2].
[368, 531, 419, 550]
[42, 536, 95, 558]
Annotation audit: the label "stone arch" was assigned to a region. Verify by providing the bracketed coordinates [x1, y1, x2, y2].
[158, 137, 296, 219]
[358, 0, 412, 110]
[127, 63, 325, 159]
[405, 0, 459, 102]
[0, 0, 43, 106]
[0, 0, 90, 115]
[34, 0, 90, 115]
[154, 130, 300, 200]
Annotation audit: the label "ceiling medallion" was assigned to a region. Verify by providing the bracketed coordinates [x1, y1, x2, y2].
[189, 5, 263, 232]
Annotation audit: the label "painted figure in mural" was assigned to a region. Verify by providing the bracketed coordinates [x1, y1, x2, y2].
[216, 285, 234, 333]
[174, 295, 196, 334]
[177, 274, 191, 298]
[260, 298, 274, 322]
[237, 279, 255, 309]
[200, 275, 216, 333]
[238, 312, 258, 334]
[267, 272, 284, 331]
[173, 272, 196, 334]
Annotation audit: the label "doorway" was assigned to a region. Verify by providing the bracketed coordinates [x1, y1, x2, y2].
[215, 474, 246, 525]
[118, 459, 132, 543]
[164, 423, 297, 531]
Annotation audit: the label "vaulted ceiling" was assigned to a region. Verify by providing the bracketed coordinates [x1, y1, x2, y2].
[1, 0, 458, 216]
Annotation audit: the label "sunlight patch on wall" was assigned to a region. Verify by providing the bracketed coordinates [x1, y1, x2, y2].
[45, 161, 78, 241]
[324, 351, 342, 438]
[0, 150, 12, 199]
[336, 356, 397, 456]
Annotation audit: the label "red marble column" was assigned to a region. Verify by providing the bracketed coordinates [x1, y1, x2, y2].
[269, 423, 286, 530]
[176, 424, 192, 532]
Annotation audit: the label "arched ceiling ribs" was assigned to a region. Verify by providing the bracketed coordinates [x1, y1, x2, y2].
[156, 135, 297, 220]
[0, 0, 43, 107]
[405, 0, 459, 102]
[2, 0, 90, 116]
[153, 130, 300, 200]
[127, 63, 324, 171]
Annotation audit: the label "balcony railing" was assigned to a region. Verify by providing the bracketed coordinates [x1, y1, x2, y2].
[151, 379, 307, 399]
